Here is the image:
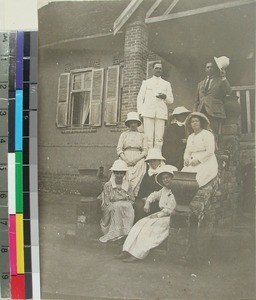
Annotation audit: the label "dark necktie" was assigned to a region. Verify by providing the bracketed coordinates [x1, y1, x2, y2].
[204, 77, 211, 93]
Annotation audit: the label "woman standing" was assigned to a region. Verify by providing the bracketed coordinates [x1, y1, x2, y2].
[117, 112, 147, 196]
[162, 106, 190, 170]
[97, 160, 135, 243]
[182, 112, 218, 188]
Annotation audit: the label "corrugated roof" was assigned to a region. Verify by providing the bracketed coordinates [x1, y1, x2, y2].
[38, 0, 130, 46]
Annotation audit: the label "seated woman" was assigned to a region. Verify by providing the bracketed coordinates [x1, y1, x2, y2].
[115, 165, 177, 262]
[181, 112, 219, 263]
[162, 106, 191, 170]
[134, 148, 165, 222]
[117, 112, 147, 196]
[97, 160, 135, 243]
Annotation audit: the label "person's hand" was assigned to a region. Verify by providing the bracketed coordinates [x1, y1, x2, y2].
[220, 68, 226, 79]
[190, 158, 200, 166]
[182, 138, 187, 144]
[156, 93, 166, 100]
[128, 159, 138, 167]
[184, 158, 190, 167]
[127, 161, 135, 167]
[144, 202, 150, 213]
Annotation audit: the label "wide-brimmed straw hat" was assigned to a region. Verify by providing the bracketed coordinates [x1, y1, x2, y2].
[145, 148, 165, 162]
[214, 56, 230, 70]
[185, 112, 210, 129]
[172, 106, 191, 116]
[155, 165, 177, 186]
[110, 159, 128, 172]
[124, 112, 141, 127]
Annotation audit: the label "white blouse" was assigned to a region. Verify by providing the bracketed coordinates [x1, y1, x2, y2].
[117, 130, 147, 156]
[184, 129, 215, 164]
[146, 187, 176, 216]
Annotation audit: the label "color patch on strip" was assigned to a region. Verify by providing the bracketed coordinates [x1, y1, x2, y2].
[8, 153, 16, 214]
[16, 214, 24, 274]
[9, 215, 17, 275]
[16, 32, 24, 90]
[15, 152, 23, 213]
[11, 274, 25, 300]
[15, 90, 23, 151]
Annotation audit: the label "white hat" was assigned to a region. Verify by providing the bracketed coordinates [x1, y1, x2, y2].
[145, 148, 165, 162]
[172, 106, 191, 116]
[185, 112, 210, 126]
[156, 165, 178, 186]
[214, 56, 230, 70]
[124, 112, 141, 127]
[110, 159, 128, 171]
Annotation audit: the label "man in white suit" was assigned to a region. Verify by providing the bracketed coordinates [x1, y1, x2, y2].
[137, 62, 174, 149]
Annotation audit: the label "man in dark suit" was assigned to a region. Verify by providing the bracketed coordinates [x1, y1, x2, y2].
[194, 61, 232, 135]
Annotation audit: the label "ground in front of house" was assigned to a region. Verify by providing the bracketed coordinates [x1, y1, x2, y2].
[39, 192, 255, 300]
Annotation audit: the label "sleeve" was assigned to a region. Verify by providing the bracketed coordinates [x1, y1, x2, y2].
[183, 135, 192, 161]
[146, 190, 162, 204]
[220, 78, 232, 97]
[165, 82, 174, 104]
[196, 131, 215, 163]
[137, 80, 146, 115]
[194, 83, 200, 111]
[161, 193, 176, 216]
[97, 183, 112, 207]
[117, 132, 125, 156]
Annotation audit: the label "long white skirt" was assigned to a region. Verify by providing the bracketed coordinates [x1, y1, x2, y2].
[100, 201, 134, 243]
[182, 155, 218, 188]
[123, 215, 170, 259]
[124, 149, 146, 196]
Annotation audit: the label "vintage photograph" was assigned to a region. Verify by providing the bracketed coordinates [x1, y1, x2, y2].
[37, 0, 255, 299]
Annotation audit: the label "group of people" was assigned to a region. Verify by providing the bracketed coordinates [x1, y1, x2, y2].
[97, 60, 231, 262]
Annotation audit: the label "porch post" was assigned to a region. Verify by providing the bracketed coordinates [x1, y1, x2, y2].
[121, 6, 148, 122]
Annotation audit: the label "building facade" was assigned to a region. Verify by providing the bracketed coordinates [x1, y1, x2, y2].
[38, 0, 255, 197]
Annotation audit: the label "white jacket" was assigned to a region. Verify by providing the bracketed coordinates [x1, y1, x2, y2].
[137, 76, 174, 120]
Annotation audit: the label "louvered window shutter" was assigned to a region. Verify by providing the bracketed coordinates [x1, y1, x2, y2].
[89, 68, 104, 126]
[146, 60, 161, 79]
[56, 73, 70, 127]
[105, 65, 120, 125]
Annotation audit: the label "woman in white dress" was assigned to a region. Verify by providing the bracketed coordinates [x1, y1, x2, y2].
[115, 165, 177, 262]
[180, 112, 219, 264]
[117, 112, 147, 196]
[181, 112, 218, 188]
[98, 160, 135, 243]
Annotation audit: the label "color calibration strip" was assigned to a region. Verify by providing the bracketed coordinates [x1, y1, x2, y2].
[0, 32, 10, 299]
[0, 31, 40, 299]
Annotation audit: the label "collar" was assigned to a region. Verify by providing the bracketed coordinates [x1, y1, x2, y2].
[147, 162, 165, 176]
[110, 173, 129, 192]
[152, 75, 161, 80]
[171, 119, 185, 126]
[163, 186, 173, 196]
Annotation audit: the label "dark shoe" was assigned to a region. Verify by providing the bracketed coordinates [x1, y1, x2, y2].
[122, 256, 139, 263]
[114, 251, 130, 260]
[116, 236, 126, 246]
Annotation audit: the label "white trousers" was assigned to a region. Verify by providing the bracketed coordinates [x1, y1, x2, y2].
[143, 117, 165, 150]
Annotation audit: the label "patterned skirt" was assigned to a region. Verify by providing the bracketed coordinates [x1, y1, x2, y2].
[124, 149, 146, 196]
[99, 201, 134, 243]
